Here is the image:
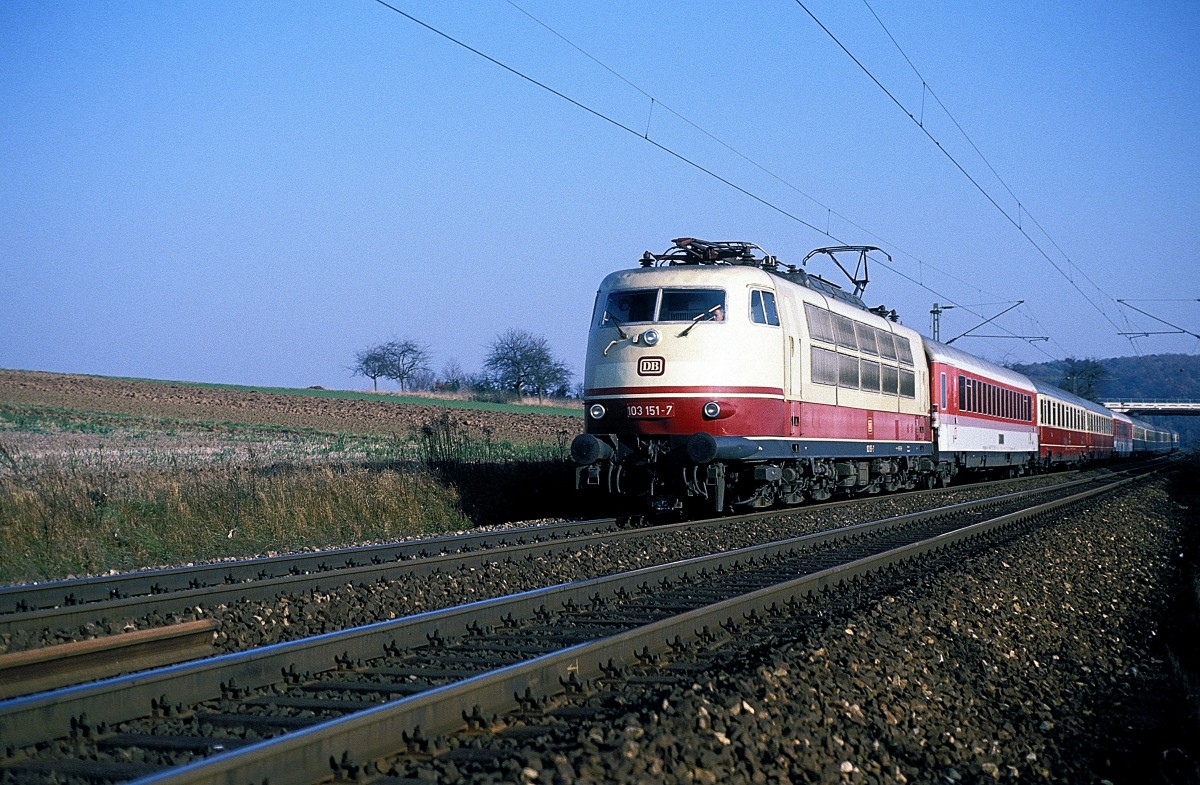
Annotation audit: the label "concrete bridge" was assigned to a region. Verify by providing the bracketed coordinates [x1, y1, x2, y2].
[1102, 400, 1200, 416]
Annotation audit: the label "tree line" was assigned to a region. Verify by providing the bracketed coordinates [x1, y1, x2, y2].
[351, 329, 574, 403]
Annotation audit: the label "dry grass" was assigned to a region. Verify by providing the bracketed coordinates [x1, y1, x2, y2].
[0, 392, 574, 585]
[0, 434, 470, 584]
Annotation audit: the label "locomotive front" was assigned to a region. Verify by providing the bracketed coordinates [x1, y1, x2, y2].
[572, 239, 788, 512]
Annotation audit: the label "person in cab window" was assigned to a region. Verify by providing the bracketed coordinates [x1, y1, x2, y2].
[712, 304, 724, 321]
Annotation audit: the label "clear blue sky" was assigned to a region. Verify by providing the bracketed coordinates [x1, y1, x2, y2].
[3, 1, 1198, 390]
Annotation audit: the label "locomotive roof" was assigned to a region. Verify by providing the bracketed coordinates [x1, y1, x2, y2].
[638, 237, 890, 316]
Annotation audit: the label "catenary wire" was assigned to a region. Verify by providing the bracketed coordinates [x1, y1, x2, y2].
[477, 2, 1061, 354]
[372, 1, 1057, 358]
[792, 0, 1125, 335]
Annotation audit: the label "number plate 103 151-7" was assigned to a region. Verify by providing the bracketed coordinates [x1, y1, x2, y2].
[626, 403, 674, 418]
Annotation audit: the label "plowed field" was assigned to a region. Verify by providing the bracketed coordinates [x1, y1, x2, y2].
[0, 369, 581, 444]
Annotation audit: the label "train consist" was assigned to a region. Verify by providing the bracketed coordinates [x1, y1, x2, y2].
[571, 238, 1177, 513]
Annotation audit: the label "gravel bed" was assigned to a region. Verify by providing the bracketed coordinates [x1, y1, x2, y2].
[388, 470, 1197, 784]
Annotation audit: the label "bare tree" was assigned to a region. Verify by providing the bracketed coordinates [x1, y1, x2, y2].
[380, 339, 432, 392]
[1058, 357, 1108, 401]
[352, 339, 431, 392]
[483, 329, 573, 402]
[439, 360, 469, 392]
[351, 344, 390, 391]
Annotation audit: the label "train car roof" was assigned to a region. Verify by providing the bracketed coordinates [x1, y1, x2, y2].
[1029, 378, 1114, 416]
[1126, 413, 1176, 436]
[922, 339, 1035, 391]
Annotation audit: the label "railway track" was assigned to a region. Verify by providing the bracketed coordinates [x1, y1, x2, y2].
[0, 469, 1141, 695]
[0, 467, 1154, 784]
[0, 469, 1094, 639]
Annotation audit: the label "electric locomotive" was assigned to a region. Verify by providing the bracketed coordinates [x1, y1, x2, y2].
[571, 238, 938, 513]
[572, 237, 1180, 513]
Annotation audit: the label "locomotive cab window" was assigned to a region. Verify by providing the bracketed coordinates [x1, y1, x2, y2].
[600, 288, 726, 325]
[660, 289, 726, 322]
[601, 289, 656, 325]
[750, 290, 779, 326]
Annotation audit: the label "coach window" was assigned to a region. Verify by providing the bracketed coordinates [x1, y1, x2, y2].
[940, 372, 947, 410]
[958, 375, 966, 410]
[750, 290, 780, 326]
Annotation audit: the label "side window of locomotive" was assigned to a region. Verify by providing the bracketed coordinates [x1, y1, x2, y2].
[660, 289, 725, 322]
[837, 353, 860, 389]
[811, 346, 839, 386]
[895, 336, 914, 366]
[876, 329, 898, 361]
[899, 368, 916, 398]
[805, 303, 835, 343]
[881, 364, 899, 395]
[602, 290, 656, 325]
[860, 360, 881, 392]
[750, 290, 780, 326]
[832, 313, 858, 349]
[854, 322, 879, 355]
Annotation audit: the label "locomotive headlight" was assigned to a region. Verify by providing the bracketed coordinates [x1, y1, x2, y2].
[703, 401, 721, 419]
[588, 403, 607, 420]
[641, 329, 660, 346]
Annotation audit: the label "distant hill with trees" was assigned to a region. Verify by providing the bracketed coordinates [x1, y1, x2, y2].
[1009, 353, 1200, 446]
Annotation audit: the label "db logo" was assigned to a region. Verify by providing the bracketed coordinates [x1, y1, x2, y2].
[637, 356, 665, 376]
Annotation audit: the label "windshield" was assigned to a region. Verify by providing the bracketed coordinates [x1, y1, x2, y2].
[601, 289, 656, 325]
[600, 288, 725, 325]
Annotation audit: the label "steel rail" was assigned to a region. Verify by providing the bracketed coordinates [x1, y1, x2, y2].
[125, 473, 1138, 785]
[0, 517, 624, 615]
[0, 620, 218, 699]
[0, 472, 1127, 753]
